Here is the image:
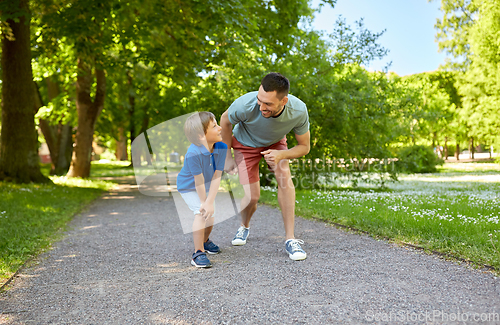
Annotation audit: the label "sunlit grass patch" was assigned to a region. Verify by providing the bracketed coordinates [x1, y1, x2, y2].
[0, 177, 115, 286]
[260, 171, 500, 271]
[89, 160, 135, 177]
[438, 162, 500, 174]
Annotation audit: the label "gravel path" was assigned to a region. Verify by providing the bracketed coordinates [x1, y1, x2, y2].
[1, 177, 499, 324]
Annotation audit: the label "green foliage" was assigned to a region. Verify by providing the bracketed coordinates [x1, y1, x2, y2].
[458, 0, 500, 150]
[396, 145, 444, 173]
[434, 0, 479, 66]
[435, 0, 500, 153]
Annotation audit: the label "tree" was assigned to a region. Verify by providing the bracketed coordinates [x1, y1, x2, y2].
[0, 0, 49, 183]
[459, 0, 500, 151]
[433, 0, 479, 68]
[435, 0, 500, 153]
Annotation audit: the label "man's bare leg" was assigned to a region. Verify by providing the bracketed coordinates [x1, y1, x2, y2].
[240, 181, 260, 228]
[274, 159, 306, 260]
[274, 159, 295, 240]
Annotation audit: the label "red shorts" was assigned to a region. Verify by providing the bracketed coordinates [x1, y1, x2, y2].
[232, 135, 288, 184]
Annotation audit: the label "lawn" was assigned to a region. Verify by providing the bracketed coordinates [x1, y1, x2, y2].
[0, 165, 117, 288]
[260, 162, 500, 272]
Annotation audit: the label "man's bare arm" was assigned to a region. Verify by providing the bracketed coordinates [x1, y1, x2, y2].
[261, 131, 310, 167]
[220, 110, 233, 158]
[220, 110, 238, 174]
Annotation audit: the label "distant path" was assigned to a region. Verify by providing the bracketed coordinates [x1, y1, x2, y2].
[1, 177, 499, 324]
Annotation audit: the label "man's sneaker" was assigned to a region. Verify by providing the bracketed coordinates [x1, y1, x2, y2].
[191, 251, 212, 268]
[204, 239, 221, 254]
[231, 226, 250, 246]
[285, 239, 307, 261]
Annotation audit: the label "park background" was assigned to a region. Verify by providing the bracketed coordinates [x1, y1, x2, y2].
[1, 0, 500, 287]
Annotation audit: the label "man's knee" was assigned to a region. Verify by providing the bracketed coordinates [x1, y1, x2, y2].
[243, 183, 260, 206]
[274, 161, 294, 189]
[249, 186, 260, 205]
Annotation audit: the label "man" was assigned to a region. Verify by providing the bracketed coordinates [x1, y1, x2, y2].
[220, 72, 310, 261]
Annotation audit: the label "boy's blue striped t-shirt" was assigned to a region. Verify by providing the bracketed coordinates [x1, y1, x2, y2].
[176, 142, 227, 193]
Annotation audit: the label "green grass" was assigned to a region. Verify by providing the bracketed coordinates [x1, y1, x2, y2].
[260, 162, 500, 272]
[88, 160, 182, 177]
[0, 168, 116, 286]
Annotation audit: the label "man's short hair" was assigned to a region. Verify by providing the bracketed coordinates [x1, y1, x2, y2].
[261, 72, 290, 99]
[184, 111, 216, 145]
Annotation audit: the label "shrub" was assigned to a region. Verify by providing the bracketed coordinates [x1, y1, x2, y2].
[396, 145, 443, 173]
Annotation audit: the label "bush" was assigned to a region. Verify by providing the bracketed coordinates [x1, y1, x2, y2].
[396, 145, 444, 173]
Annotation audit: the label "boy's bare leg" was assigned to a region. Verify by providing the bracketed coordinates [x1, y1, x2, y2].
[192, 214, 206, 252]
[274, 159, 295, 240]
[204, 216, 214, 242]
[240, 181, 260, 228]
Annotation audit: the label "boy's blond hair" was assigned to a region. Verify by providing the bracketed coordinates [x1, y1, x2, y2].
[184, 112, 216, 145]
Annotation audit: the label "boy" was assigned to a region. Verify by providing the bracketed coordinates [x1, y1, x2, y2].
[177, 112, 227, 268]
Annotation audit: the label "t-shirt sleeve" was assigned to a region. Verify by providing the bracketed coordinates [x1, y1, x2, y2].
[293, 107, 310, 135]
[228, 96, 249, 125]
[185, 151, 203, 176]
[215, 143, 228, 171]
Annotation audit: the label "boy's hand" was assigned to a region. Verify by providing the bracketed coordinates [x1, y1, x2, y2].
[200, 201, 215, 220]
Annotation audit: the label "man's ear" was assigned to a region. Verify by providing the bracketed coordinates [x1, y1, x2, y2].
[281, 96, 289, 106]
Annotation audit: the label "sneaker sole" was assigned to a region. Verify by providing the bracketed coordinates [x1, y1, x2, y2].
[191, 260, 212, 268]
[231, 239, 247, 246]
[288, 252, 307, 261]
[205, 250, 220, 255]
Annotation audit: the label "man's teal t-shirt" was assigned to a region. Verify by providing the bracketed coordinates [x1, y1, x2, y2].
[227, 91, 309, 148]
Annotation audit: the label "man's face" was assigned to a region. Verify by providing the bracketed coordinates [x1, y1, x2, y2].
[256, 85, 288, 118]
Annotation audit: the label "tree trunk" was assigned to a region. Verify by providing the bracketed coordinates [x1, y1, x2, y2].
[469, 137, 474, 159]
[36, 78, 73, 175]
[128, 71, 136, 144]
[55, 123, 73, 174]
[36, 82, 57, 164]
[0, 0, 50, 183]
[115, 126, 128, 161]
[455, 144, 460, 161]
[67, 57, 106, 178]
[140, 105, 152, 165]
[444, 136, 448, 160]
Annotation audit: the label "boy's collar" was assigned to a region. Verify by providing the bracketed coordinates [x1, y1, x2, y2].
[195, 143, 218, 155]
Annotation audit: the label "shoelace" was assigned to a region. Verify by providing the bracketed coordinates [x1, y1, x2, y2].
[288, 239, 304, 252]
[236, 227, 246, 238]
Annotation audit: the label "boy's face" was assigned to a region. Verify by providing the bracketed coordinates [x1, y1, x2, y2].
[203, 119, 222, 144]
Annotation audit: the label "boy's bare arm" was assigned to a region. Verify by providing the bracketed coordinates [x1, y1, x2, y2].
[205, 170, 223, 204]
[193, 174, 206, 203]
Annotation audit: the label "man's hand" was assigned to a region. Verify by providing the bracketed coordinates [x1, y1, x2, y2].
[261, 149, 285, 170]
[224, 157, 239, 175]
